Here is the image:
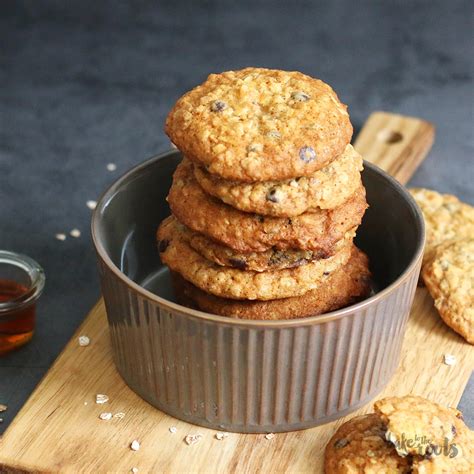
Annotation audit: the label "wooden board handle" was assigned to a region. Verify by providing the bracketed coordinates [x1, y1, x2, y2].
[353, 111, 435, 185]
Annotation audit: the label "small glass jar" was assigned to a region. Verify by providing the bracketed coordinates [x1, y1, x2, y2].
[0, 250, 45, 355]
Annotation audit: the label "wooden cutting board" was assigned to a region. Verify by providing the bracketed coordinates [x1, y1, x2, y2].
[2, 112, 472, 474]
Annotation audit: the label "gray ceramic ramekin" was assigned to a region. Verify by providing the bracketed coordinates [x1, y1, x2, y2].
[91, 150, 425, 433]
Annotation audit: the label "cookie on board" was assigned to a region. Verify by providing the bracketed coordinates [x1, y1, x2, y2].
[374, 395, 462, 458]
[422, 238, 474, 344]
[324, 414, 411, 473]
[409, 188, 474, 264]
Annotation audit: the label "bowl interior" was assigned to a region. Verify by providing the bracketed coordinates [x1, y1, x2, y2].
[93, 151, 423, 305]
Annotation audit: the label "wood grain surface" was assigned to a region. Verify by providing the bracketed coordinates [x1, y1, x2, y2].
[4, 112, 470, 474]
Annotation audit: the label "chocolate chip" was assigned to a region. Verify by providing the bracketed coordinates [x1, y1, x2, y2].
[452, 424, 457, 437]
[211, 100, 226, 112]
[228, 258, 247, 270]
[257, 216, 265, 223]
[269, 251, 288, 266]
[291, 91, 310, 102]
[287, 218, 293, 225]
[323, 271, 331, 276]
[158, 239, 170, 252]
[299, 146, 316, 163]
[266, 188, 279, 203]
[334, 438, 349, 449]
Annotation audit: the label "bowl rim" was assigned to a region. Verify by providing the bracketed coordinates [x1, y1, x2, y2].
[91, 149, 425, 328]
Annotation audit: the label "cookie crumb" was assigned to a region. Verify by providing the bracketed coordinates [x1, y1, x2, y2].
[131, 468, 138, 474]
[99, 412, 112, 421]
[114, 412, 125, 419]
[96, 394, 109, 404]
[215, 432, 228, 440]
[169, 426, 177, 434]
[265, 433, 275, 440]
[55, 233, 66, 241]
[0, 404, 7, 413]
[443, 354, 456, 366]
[0, 418, 3, 423]
[86, 200, 97, 210]
[107, 163, 117, 172]
[184, 434, 202, 446]
[130, 440, 140, 451]
[78, 335, 90, 346]
[70, 228, 81, 238]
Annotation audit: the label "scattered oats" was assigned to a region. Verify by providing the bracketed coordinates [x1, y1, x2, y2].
[444, 354, 457, 366]
[184, 434, 202, 446]
[99, 412, 113, 421]
[55, 233, 66, 241]
[265, 433, 275, 440]
[131, 468, 138, 474]
[114, 412, 125, 419]
[0, 404, 7, 413]
[96, 394, 109, 404]
[107, 163, 117, 172]
[215, 432, 229, 440]
[86, 200, 97, 210]
[78, 335, 90, 346]
[130, 440, 140, 451]
[169, 426, 177, 434]
[70, 228, 81, 238]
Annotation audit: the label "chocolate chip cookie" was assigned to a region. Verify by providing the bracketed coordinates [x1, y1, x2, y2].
[167, 159, 367, 253]
[162, 216, 355, 272]
[172, 246, 371, 319]
[421, 238, 474, 344]
[409, 188, 474, 264]
[165, 68, 352, 182]
[325, 414, 412, 473]
[193, 144, 363, 217]
[157, 216, 352, 300]
[374, 395, 462, 458]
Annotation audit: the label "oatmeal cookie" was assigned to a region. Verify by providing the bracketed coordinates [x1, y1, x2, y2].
[165, 68, 352, 182]
[157, 217, 352, 300]
[167, 159, 367, 253]
[411, 415, 474, 473]
[324, 413, 412, 473]
[193, 144, 363, 216]
[374, 396, 462, 458]
[163, 216, 355, 272]
[409, 188, 474, 264]
[421, 238, 474, 344]
[172, 246, 371, 319]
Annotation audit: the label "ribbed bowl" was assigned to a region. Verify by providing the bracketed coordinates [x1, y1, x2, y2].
[92, 150, 424, 433]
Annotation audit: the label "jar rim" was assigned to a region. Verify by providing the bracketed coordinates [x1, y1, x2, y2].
[0, 250, 45, 313]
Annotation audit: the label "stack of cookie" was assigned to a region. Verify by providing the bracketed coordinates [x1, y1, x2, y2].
[157, 68, 371, 320]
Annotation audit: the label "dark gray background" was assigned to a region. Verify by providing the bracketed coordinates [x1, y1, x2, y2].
[1, 0, 472, 434]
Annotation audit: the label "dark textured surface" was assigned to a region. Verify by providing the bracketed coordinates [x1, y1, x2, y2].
[0, 0, 472, 433]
